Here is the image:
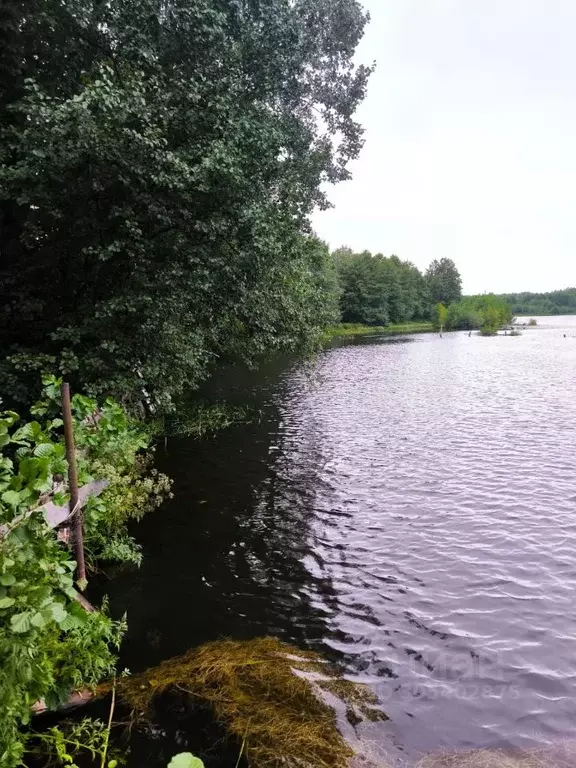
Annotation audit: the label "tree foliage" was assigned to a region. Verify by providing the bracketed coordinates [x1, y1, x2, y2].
[445, 295, 513, 334]
[431, 302, 448, 330]
[425, 258, 463, 306]
[334, 249, 430, 326]
[0, 0, 370, 409]
[496, 288, 576, 316]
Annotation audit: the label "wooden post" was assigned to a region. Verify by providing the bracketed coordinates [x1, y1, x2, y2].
[61, 382, 87, 589]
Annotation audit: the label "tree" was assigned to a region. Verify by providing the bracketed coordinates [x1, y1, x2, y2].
[334, 249, 431, 326]
[432, 302, 448, 330]
[425, 258, 462, 306]
[0, 0, 371, 409]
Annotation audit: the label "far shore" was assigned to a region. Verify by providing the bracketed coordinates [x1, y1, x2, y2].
[327, 321, 435, 338]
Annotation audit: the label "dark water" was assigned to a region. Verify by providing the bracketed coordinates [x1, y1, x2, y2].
[105, 316, 576, 764]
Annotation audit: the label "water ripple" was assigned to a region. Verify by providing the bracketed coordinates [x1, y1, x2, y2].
[276, 317, 576, 756]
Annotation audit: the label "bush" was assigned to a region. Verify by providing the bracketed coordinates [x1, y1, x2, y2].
[31, 379, 172, 568]
[445, 296, 512, 333]
[0, 375, 170, 764]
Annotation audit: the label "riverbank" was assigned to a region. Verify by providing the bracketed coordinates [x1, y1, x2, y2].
[326, 322, 434, 338]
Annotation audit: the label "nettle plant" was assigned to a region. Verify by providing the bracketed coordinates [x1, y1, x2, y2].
[0, 375, 170, 766]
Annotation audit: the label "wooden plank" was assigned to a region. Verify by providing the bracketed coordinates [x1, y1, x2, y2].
[42, 479, 108, 529]
[0, 480, 108, 539]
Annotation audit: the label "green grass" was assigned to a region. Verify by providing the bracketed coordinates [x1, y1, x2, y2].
[326, 321, 434, 338]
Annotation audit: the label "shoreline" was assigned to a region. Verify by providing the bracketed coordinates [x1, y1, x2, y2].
[326, 322, 435, 338]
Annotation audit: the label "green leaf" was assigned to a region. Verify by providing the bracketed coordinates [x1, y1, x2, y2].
[31, 611, 48, 628]
[0, 411, 19, 427]
[12, 422, 42, 442]
[59, 610, 87, 631]
[0, 433, 11, 449]
[34, 442, 55, 458]
[10, 611, 33, 633]
[33, 476, 53, 492]
[0, 573, 16, 586]
[1, 490, 22, 507]
[49, 602, 68, 625]
[167, 754, 205, 768]
[0, 596, 15, 609]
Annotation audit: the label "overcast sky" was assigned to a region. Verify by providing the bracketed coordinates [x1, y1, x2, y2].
[311, 0, 576, 294]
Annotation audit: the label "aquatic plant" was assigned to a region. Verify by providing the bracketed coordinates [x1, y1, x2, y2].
[110, 637, 387, 768]
[415, 744, 576, 767]
[152, 402, 251, 440]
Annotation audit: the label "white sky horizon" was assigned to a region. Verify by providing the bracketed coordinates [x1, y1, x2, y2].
[311, 0, 576, 295]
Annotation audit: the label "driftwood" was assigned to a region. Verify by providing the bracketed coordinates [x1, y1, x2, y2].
[31, 688, 95, 716]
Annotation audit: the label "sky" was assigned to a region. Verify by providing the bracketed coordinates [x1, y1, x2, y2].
[311, 0, 576, 294]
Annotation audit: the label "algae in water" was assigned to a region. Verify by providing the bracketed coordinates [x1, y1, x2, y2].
[110, 637, 387, 768]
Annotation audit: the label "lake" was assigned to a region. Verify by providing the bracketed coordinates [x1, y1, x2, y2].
[106, 315, 576, 765]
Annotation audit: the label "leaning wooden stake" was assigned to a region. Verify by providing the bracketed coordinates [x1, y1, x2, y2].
[61, 382, 87, 589]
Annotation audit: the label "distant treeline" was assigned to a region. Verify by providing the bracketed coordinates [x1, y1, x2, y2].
[333, 249, 462, 325]
[494, 289, 576, 316]
[332, 248, 518, 335]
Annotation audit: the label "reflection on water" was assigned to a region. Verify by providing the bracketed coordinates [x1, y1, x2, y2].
[104, 316, 576, 763]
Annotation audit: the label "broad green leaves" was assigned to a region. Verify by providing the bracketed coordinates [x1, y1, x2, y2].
[0, 380, 136, 765]
[1, 490, 22, 508]
[168, 753, 205, 768]
[10, 612, 33, 634]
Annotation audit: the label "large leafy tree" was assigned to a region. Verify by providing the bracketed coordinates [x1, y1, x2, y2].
[0, 0, 371, 408]
[425, 258, 463, 306]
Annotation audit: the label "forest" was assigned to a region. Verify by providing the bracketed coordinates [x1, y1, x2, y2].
[331, 249, 513, 336]
[495, 289, 576, 316]
[333, 250, 462, 326]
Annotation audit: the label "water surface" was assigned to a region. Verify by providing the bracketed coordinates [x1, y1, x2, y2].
[107, 316, 576, 763]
